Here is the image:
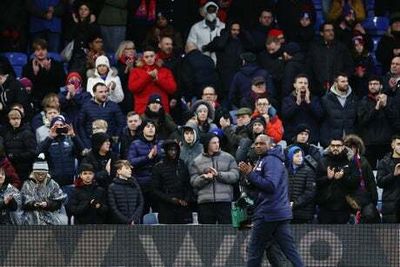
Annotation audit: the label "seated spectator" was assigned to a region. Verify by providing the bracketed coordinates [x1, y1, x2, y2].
[87, 55, 124, 103]
[31, 93, 61, 131]
[327, 0, 365, 23]
[1, 110, 36, 182]
[108, 160, 144, 224]
[59, 72, 92, 131]
[82, 132, 119, 190]
[115, 40, 136, 114]
[281, 74, 322, 144]
[0, 166, 21, 225]
[22, 39, 65, 112]
[119, 112, 142, 160]
[128, 46, 177, 114]
[286, 146, 316, 224]
[377, 135, 400, 223]
[79, 82, 125, 149]
[343, 134, 380, 224]
[357, 76, 398, 168]
[141, 94, 177, 141]
[21, 157, 68, 225]
[128, 120, 163, 214]
[189, 133, 239, 224]
[377, 13, 400, 73]
[251, 96, 283, 143]
[179, 122, 203, 167]
[69, 163, 108, 224]
[37, 115, 83, 189]
[0, 64, 30, 125]
[320, 73, 358, 147]
[152, 140, 192, 224]
[316, 137, 358, 224]
[189, 100, 218, 140]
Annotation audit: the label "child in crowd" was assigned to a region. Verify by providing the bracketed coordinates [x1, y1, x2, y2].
[0, 167, 22, 225]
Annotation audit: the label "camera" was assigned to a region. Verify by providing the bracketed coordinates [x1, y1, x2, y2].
[56, 127, 68, 134]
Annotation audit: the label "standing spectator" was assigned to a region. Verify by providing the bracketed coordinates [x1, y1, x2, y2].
[0, 143, 22, 189]
[85, 32, 106, 71]
[69, 163, 108, 224]
[238, 135, 304, 267]
[190, 133, 239, 224]
[31, 93, 61, 131]
[320, 73, 358, 147]
[179, 122, 203, 167]
[0, 166, 21, 225]
[1, 110, 36, 182]
[21, 157, 68, 225]
[82, 132, 119, 190]
[382, 56, 400, 105]
[35, 105, 60, 143]
[115, 40, 136, 114]
[79, 82, 125, 148]
[86, 55, 124, 103]
[152, 140, 192, 224]
[58, 72, 92, 131]
[286, 146, 316, 224]
[97, 0, 127, 52]
[128, 120, 163, 214]
[189, 100, 218, 140]
[108, 160, 144, 224]
[128, 46, 177, 114]
[376, 13, 400, 74]
[22, 39, 65, 112]
[119, 112, 142, 160]
[357, 76, 398, 168]
[287, 124, 323, 164]
[187, 1, 225, 64]
[377, 135, 400, 223]
[294, 12, 315, 53]
[316, 137, 358, 224]
[249, 9, 275, 53]
[0, 0, 28, 52]
[26, 0, 64, 52]
[306, 23, 353, 96]
[281, 74, 323, 144]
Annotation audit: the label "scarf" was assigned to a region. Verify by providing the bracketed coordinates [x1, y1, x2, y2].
[134, 0, 156, 22]
[354, 154, 366, 224]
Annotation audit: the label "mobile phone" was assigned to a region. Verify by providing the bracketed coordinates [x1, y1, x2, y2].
[56, 127, 68, 134]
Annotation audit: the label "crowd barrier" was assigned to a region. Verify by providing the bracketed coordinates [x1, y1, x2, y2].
[0, 224, 398, 266]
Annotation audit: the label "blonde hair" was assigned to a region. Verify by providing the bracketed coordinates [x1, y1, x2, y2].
[115, 40, 136, 60]
[8, 109, 22, 119]
[114, 160, 132, 171]
[92, 119, 108, 134]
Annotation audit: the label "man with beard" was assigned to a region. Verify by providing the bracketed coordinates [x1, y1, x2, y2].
[377, 13, 400, 74]
[316, 137, 358, 224]
[141, 94, 177, 140]
[320, 73, 358, 147]
[282, 74, 323, 144]
[152, 140, 192, 224]
[119, 112, 142, 159]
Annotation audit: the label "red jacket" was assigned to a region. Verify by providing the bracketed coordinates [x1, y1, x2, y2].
[251, 111, 284, 143]
[128, 64, 177, 114]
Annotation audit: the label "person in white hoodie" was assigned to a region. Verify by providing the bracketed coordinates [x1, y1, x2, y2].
[86, 55, 124, 103]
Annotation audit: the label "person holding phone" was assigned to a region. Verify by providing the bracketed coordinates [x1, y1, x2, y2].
[37, 115, 84, 199]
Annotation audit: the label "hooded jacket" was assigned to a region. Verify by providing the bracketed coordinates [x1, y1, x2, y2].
[179, 123, 203, 167]
[248, 145, 292, 222]
[320, 85, 358, 147]
[86, 56, 124, 103]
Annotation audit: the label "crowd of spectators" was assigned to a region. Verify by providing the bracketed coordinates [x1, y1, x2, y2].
[0, 0, 399, 225]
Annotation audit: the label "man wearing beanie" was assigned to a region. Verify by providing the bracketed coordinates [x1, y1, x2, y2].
[128, 119, 163, 215]
[37, 115, 83, 191]
[20, 155, 68, 225]
[189, 133, 239, 224]
[69, 163, 108, 224]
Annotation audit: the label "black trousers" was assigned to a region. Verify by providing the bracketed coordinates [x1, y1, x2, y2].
[198, 202, 232, 224]
[318, 209, 350, 224]
[158, 202, 193, 224]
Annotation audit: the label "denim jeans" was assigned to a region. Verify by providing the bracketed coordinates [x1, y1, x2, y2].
[247, 219, 304, 267]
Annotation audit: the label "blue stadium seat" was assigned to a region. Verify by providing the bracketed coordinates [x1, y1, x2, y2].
[372, 36, 381, 51]
[313, 0, 322, 10]
[362, 17, 389, 36]
[143, 212, 159, 225]
[314, 11, 325, 32]
[2, 52, 28, 78]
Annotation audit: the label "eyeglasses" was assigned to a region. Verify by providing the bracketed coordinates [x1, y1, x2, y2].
[256, 102, 269, 106]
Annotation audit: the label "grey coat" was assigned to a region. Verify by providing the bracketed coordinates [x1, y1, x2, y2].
[189, 151, 239, 204]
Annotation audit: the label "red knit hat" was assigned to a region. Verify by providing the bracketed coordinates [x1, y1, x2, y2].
[268, 29, 284, 38]
[66, 72, 82, 83]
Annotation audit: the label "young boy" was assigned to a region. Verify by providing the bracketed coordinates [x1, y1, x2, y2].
[108, 160, 143, 224]
[69, 163, 108, 224]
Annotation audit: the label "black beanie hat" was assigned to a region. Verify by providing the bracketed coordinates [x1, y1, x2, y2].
[294, 124, 311, 137]
[78, 163, 95, 174]
[91, 132, 110, 152]
[201, 132, 218, 151]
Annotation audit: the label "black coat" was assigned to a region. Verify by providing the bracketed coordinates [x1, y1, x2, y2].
[376, 34, 400, 74]
[377, 154, 400, 223]
[0, 76, 30, 124]
[1, 124, 36, 181]
[316, 150, 359, 212]
[69, 182, 108, 224]
[357, 95, 398, 146]
[288, 161, 316, 221]
[108, 177, 144, 224]
[320, 90, 358, 147]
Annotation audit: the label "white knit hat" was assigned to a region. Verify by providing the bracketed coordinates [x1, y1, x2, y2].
[32, 153, 49, 172]
[95, 55, 110, 68]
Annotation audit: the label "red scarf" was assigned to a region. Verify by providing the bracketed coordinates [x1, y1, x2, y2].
[135, 0, 156, 22]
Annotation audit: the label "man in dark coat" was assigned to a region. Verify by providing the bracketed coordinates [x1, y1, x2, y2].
[377, 135, 400, 223]
[306, 23, 353, 96]
[316, 137, 358, 224]
[152, 140, 192, 224]
[376, 13, 400, 74]
[320, 73, 358, 147]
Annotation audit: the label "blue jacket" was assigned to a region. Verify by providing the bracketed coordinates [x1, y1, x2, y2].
[78, 99, 125, 148]
[127, 137, 163, 192]
[248, 145, 292, 222]
[28, 0, 63, 33]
